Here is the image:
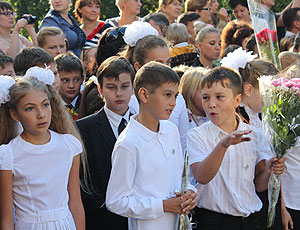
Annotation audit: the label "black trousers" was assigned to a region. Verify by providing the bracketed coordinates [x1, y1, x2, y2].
[192, 207, 260, 230]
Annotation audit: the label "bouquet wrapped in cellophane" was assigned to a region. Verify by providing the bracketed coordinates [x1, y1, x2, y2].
[248, 0, 281, 70]
[259, 59, 300, 227]
[177, 151, 192, 230]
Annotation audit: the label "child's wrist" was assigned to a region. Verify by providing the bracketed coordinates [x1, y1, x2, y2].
[220, 138, 230, 149]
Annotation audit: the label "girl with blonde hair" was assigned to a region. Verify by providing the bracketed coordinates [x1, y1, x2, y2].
[0, 71, 86, 229]
[179, 67, 208, 128]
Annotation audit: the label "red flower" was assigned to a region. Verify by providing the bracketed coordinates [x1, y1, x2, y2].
[256, 28, 277, 44]
[270, 30, 277, 43]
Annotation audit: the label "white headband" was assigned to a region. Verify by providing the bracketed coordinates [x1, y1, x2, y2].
[25, 65, 55, 85]
[221, 47, 257, 71]
[123, 21, 159, 47]
[0, 75, 16, 105]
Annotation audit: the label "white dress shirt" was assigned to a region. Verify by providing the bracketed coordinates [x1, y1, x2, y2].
[187, 116, 272, 217]
[104, 105, 131, 138]
[129, 94, 190, 152]
[106, 115, 195, 230]
[281, 137, 300, 211]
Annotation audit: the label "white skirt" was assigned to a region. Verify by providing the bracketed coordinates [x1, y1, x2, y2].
[15, 206, 76, 230]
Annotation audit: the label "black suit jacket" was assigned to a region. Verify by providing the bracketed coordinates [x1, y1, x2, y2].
[76, 109, 128, 230]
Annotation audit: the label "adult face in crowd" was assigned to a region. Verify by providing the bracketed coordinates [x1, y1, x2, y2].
[158, 0, 183, 24]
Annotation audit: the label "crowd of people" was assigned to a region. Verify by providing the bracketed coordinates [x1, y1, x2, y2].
[0, 0, 300, 229]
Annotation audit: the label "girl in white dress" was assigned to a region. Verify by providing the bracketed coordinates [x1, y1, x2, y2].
[0, 72, 85, 229]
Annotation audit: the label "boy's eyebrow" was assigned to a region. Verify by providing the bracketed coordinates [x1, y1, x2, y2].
[163, 89, 178, 94]
[23, 98, 49, 106]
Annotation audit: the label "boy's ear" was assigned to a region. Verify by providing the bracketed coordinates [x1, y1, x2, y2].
[98, 86, 105, 100]
[134, 62, 142, 72]
[137, 87, 149, 103]
[234, 93, 242, 108]
[243, 83, 253, 97]
[9, 109, 19, 122]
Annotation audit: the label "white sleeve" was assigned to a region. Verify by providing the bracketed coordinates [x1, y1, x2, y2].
[169, 94, 190, 153]
[106, 145, 164, 219]
[186, 128, 209, 165]
[0, 145, 13, 170]
[65, 134, 83, 157]
[251, 127, 273, 163]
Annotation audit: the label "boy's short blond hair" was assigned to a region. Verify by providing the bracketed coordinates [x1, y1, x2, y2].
[279, 51, 300, 70]
[201, 66, 242, 96]
[166, 23, 190, 45]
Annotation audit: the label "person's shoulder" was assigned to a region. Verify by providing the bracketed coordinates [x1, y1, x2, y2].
[105, 17, 119, 27]
[76, 110, 103, 129]
[188, 121, 211, 136]
[51, 130, 82, 153]
[160, 119, 179, 132]
[40, 11, 60, 29]
[0, 144, 13, 170]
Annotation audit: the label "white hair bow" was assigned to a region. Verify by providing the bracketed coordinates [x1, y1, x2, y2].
[0, 75, 16, 105]
[25, 65, 55, 85]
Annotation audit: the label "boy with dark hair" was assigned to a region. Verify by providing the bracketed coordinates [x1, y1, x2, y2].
[0, 53, 15, 77]
[76, 56, 135, 230]
[187, 66, 285, 230]
[55, 52, 84, 117]
[12, 47, 60, 91]
[106, 61, 197, 230]
[283, 7, 300, 37]
[13, 47, 53, 75]
[178, 12, 201, 44]
[143, 12, 169, 36]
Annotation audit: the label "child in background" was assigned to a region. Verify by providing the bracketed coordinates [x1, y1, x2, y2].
[106, 61, 197, 230]
[0, 53, 15, 77]
[37, 26, 67, 58]
[55, 52, 84, 120]
[122, 31, 190, 152]
[179, 67, 208, 129]
[165, 23, 197, 67]
[187, 67, 285, 230]
[238, 59, 279, 128]
[279, 51, 300, 70]
[76, 56, 135, 229]
[0, 73, 85, 229]
[13, 47, 60, 91]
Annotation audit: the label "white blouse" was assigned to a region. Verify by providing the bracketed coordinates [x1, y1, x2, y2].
[0, 130, 82, 230]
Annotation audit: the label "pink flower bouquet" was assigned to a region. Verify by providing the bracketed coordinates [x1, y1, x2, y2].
[259, 60, 300, 227]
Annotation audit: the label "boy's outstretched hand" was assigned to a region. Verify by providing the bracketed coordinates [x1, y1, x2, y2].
[221, 130, 252, 148]
[267, 157, 286, 175]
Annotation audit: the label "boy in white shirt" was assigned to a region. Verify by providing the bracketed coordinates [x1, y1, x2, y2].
[186, 66, 286, 230]
[106, 61, 197, 230]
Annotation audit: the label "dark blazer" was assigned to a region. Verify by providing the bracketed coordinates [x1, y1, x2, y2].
[76, 108, 128, 230]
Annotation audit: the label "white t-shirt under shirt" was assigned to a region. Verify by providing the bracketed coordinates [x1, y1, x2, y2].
[187, 116, 272, 217]
[0, 130, 82, 230]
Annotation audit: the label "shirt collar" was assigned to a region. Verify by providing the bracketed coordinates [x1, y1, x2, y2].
[174, 42, 189, 47]
[129, 115, 168, 141]
[104, 105, 130, 128]
[63, 95, 78, 107]
[208, 114, 246, 140]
